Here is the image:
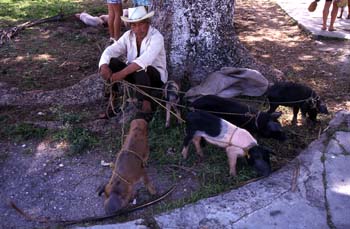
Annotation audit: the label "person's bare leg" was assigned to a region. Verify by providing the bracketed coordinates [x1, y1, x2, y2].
[329, 1, 339, 31]
[107, 4, 116, 39]
[322, 1, 332, 30]
[347, 0, 350, 19]
[111, 4, 122, 39]
[338, 7, 344, 18]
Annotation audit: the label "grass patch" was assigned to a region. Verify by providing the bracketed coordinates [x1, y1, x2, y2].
[0, 119, 48, 142]
[0, 0, 106, 25]
[52, 124, 98, 155]
[49, 106, 99, 155]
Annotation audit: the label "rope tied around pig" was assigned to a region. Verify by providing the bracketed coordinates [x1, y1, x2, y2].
[112, 148, 148, 185]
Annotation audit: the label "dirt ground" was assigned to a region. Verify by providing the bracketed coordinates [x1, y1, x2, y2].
[1, 0, 350, 228]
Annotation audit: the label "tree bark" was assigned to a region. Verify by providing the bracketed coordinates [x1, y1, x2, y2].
[151, 0, 281, 85]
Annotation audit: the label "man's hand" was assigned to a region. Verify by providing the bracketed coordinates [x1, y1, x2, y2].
[110, 71, 127, 82]
[99, 64, 112, 81]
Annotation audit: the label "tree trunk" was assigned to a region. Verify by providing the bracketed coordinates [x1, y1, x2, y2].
[151, 0, 281, 85]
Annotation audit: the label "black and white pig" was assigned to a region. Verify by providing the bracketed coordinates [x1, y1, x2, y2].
[266, 82, 328, 124]
[181, 111, 272, 177]
[190, 95, 286, 141]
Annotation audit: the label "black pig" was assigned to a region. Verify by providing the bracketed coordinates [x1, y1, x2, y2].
[191, 95, 286, 141]
[266, 82, 328, 124]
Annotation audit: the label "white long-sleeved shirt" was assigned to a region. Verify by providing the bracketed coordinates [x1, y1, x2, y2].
[98, 26, 168, 83]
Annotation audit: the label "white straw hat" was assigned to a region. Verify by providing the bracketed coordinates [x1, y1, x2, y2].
[120, 6, 154, 23]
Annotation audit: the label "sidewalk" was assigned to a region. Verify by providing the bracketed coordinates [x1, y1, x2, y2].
[276, 0, 350, 40]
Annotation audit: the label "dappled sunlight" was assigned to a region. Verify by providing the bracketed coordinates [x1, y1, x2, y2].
[298, 55, 315, 61]
[38, 31, 51, 40]
[331, 179, 350, 196]
[35, 140, 66, 157]
[261, 54, 271, 58]
[333, 101, 350, 112]
[24, 140, 67, 174]
[32, 54, 55, 61]
[15, 56, 25, 61]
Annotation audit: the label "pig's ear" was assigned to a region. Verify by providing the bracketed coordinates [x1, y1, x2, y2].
[271, 111, 282, 120]
[104, 193, 122, 214]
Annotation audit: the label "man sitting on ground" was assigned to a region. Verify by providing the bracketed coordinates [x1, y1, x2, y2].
[98, 6, 168, 119]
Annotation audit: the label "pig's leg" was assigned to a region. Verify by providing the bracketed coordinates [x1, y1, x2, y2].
[142, 171, 156, 195]
[226, 147, 241, 176]
[181, 130, 194, 159]
[268, 103, 278, 113]
[172, 102, 182, 124]
[292, 106, 300, 124]
[192, 136, 204, 159]
[165, 103, 171, 128]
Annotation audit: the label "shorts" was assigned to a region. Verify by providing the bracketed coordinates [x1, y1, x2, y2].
[107, 0, 121, 4]
[133, 0, 151, 6]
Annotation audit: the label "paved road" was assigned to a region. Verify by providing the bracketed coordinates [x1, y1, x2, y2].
[276, 0, 350, 40]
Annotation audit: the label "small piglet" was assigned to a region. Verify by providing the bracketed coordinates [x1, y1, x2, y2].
[75, 12, 104, 27]
[163, 80, 182, 128]
[98, 119, 156, 213]
[266, 82, 328, 124]
[191, 95, 286, 141]
[181, 111, 272, 177]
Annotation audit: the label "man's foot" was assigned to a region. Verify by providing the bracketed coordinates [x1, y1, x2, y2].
[321, 26, 327, 31]
[328, 27, 336, 32]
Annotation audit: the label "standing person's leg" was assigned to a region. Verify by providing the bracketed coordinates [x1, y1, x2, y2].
[322, 1, 333, 30]
[107, 0, 122, 40]
[329, 0, 339, 31]
[110, 3, 122, 39]
[338, 7, 344, 18]
[347, 0, 350, 19]
[107, 2, 116, 40]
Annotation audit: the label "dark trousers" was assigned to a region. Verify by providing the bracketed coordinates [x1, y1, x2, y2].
[109, 58, 164, 102]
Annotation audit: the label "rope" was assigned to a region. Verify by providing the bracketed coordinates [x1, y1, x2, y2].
[112, 147, 148, 186]
[105, 80, 256, 119]
[120, 80, 186, 123]
[112, 170, 131, 185]
[122, 83, 317, 105]
[103, 80, 318, 127]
